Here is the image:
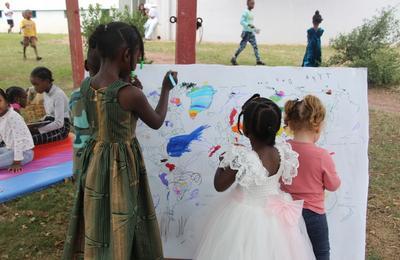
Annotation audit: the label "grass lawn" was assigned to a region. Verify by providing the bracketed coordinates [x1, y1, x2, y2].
[0, 33, 399, 259]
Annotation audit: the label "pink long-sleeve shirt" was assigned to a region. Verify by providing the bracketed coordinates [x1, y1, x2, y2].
[281, 140, 341, 214]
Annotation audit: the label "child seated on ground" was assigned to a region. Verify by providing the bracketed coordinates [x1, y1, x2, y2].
[6, 86, 28, 114]
[0, 89, 34, 173]
[29, 67, 70, 145]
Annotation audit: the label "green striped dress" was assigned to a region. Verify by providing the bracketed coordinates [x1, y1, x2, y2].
[63, 78, 163, 260]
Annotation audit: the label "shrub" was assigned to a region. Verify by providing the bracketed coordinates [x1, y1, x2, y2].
[81, 4, 147, 44]
[328, 7, 400, 86]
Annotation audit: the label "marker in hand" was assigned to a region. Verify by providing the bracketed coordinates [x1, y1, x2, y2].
[168, 71, 177, 89]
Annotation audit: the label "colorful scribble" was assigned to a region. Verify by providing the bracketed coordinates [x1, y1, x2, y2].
[232, 123, 243, 134]
[170, 97, 182, 107]
[167, 125, 210, 157]
[229, 108, 238, 126]
[187, 85, 216, 119]
[165, 163, 176, 171]
[159, 173, 169, 187]
[208, 145, 221, 157]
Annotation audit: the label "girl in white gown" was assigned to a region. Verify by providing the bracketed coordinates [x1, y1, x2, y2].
[195, 94, 315, 260]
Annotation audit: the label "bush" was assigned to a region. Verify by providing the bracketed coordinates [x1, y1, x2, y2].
[328, 7, 400, 86]
[81, 4, 147, 44]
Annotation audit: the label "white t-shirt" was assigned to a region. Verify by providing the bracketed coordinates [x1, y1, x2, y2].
[5, 7, 13, 20]
[38, 84, 70, 134]
[148, 7, 158, 19]
[0, 108, 34, 161]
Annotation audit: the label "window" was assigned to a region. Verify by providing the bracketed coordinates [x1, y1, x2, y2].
[0, 11, 2, 18]
[32, 10, 37, 18]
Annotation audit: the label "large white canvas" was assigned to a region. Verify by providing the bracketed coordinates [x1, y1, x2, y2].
[136, 65, 369, 260]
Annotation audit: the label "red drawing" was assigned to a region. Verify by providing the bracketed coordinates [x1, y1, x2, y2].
[165, 163, 176, 171]
[229, 108, 238, 126]
[208, 145, 222, 157]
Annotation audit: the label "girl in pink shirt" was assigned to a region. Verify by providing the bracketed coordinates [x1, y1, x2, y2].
[281, 95, 341, 260]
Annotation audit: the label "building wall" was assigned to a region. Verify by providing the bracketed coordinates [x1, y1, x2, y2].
[154, 0, 400, 44]
[1, 0, 399, 44]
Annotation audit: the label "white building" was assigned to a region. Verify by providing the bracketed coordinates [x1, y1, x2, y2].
[1, 0, 400, 44]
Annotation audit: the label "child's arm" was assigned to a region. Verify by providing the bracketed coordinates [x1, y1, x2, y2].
[214, 167, 237, 192]
[38, 95, 66, 133]
[119, 71, 177, 129]
[322, 152, 341, 191]
[214, 152, 238, 192]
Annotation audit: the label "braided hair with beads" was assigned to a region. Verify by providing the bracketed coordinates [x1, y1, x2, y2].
[237, 94, 282, 145]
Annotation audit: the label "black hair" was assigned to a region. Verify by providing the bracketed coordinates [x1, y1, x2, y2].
[0, 89, 8, 103]
[6, 86, 26, 104]
[313, 10, 323, 24]
[88, 22, 144, 70]
[30, 67, 54, 83]
[238, 94, 282, 145]
[85, 47, 101, 74]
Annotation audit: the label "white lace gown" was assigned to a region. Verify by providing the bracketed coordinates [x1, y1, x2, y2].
[194, 140, 316, 260]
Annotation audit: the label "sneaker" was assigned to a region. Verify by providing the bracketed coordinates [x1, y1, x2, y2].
[231, 57, 238, 66]
[36, 57, 42, 61]
[256, 61, 266, 65]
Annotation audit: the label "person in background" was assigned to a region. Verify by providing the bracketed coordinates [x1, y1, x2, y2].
[5, 86, 28, 114]
[0, 89, 34, 173]
[302, 11, 324, 67]
[20, 10, 42, 61]
[144, 4, 159, 40]
[4, 2, 14, 33]
[138, 3, 147, 17]
[29, 67, 70, 145]
[231, 0, 265, 66]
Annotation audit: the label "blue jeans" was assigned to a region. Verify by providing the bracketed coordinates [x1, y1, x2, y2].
[234, 31, 261, 62]
[303, 209, 330, 260]
[0, 147, 34, 169]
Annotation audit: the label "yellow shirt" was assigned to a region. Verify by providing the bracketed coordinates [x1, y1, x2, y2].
[20, 19, 37, 37]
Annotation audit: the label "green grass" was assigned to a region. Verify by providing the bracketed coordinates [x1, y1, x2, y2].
[0, 33, 399, 259]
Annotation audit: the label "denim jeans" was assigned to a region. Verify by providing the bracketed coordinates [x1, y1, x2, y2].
[234, 31, 261, 62]
[303, 209, 330, 260]
[0, 147, 34, 169]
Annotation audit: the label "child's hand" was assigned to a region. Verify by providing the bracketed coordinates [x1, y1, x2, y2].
[9, 162, 22, 173]
[132, 76, 143, 90]
[162, 71, 178, 90]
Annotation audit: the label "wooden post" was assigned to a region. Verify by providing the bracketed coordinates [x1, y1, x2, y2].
[175, 0, 197, 64]
[66, 0, 84, 89]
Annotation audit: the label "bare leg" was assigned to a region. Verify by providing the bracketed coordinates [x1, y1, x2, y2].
[32, 46, 42, 60]
[23, 46, 27, 60]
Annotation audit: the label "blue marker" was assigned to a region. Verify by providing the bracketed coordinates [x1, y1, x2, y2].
[168, 72, 177, 89]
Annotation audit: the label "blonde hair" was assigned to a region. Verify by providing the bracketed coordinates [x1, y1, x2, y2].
[284, 95, 326, 132]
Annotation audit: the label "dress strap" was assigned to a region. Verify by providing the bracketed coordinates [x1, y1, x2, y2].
[104, 80, 131, 102]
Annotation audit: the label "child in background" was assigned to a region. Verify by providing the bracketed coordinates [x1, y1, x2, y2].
[0, 89, 34, 173]
[20, 10, 42, 61]
[29, 67, 70, 145]
[281, 95, 341, 260]
[62, 22, 177, 259]
[6, 86, 28, 114]
[195, 95, 315, 260]
[4, 2, 14, 33]
[302, 11, 324, 67]
[231, 0, 265, 66]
